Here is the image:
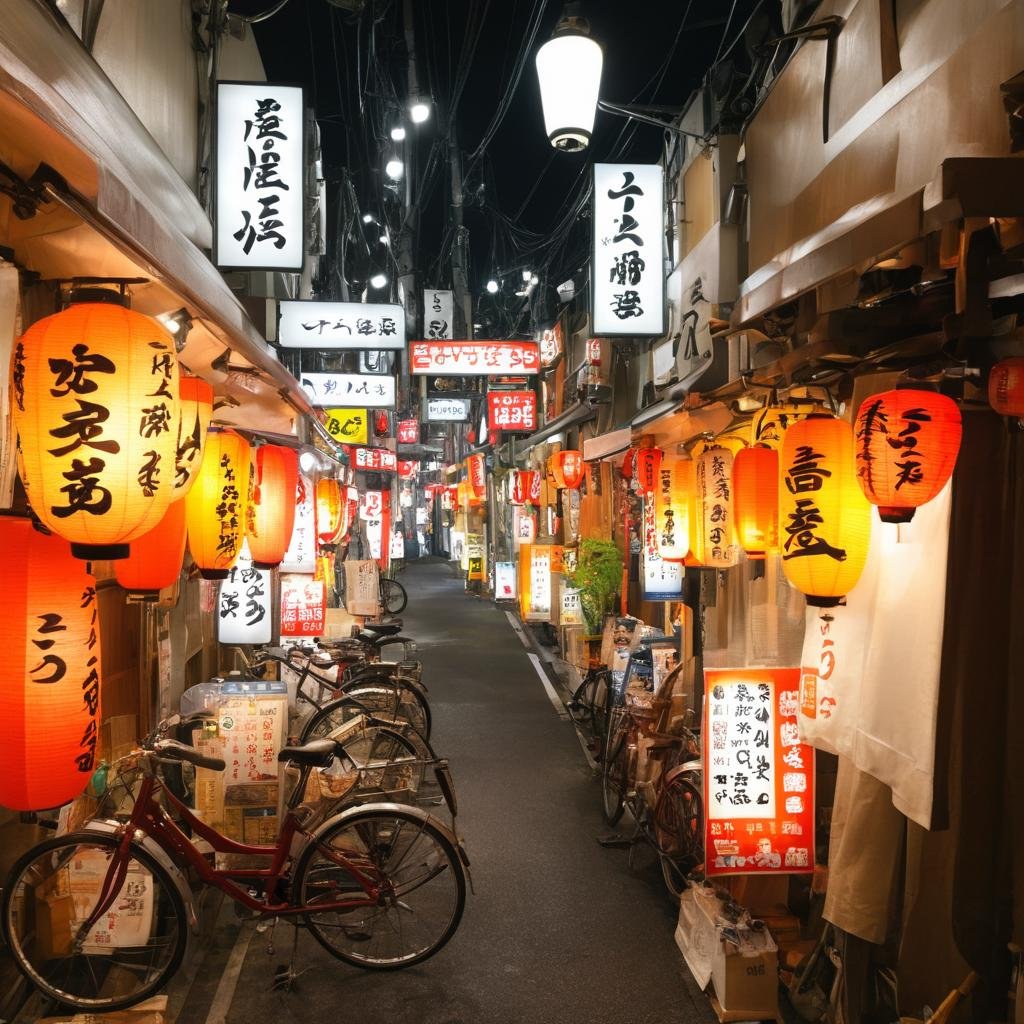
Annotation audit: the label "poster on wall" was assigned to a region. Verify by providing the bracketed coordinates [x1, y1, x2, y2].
[280, 575, 326, 637]
[559, 586, 583, 626]
[494, 561, 517, 600]
[424, 289, 454, 339]
[280, 473, 316, 573]
[641, 498, 684, 600]
[703, 668, 815, 877]
[218, 557, 272, 645]
[214, 82, 305, 271]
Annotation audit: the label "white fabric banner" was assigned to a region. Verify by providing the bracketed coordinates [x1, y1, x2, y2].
[798, 481, 951, 827]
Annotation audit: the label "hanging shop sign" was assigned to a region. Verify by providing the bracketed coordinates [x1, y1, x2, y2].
[365, 506, 384, 561]
[695, 447, 737, 568]
[323, 408, 368, 444]
[592, 162, 666, 337]
[398, 459, 419, 479]
[488, 390, 537, 432]
[280, 574, 326, 637]
[218, 549, 272, 645]
[410, 340, 541, 376]
[539, 323, 563, 367]
[214, 81, 305, 272]
[280, 472, 316, 573]
[390, 528, 405, 561]
[511, 469, 542, 505]
[494, 561, 517, 599]
[549, 450, 585, 490]
[466, 454, 487, 500]
[300, 373, 396, 409]
[116, 498, 188, 595]
[518, 543, 552, 621]
[248, 445, 299, 568]
[514, 504, 538, 545]
[424, 289, 454, 339]
[733, 446, 779, 560]
[426, 397, 470, 421]
[278, 300, 405, 350]
[559, 586, 584, 626]
[642, 496, 684, 600]
[653, 459, 691, 561]
[359, 490, 384, 521]
[397, 418, 420, 444]
[703, 668, 815, 877]
[351, 446, 397, 473]
[466, 532, 485, 581]
[634, 446, 662, 496]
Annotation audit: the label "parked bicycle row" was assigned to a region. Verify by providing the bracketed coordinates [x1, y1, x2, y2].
[2, 617, 470, 1014]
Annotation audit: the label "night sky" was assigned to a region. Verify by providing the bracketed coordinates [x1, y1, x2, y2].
[239, 0, 765, 325]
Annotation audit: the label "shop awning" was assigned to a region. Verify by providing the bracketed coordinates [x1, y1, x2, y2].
[512, 402, 597, 455]
[582, 427, 631, 462]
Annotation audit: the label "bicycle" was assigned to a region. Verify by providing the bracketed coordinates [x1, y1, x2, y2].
[566, 663, 613, 756]
[379, 576, 408, 615]
[2, 717, 469, 1012]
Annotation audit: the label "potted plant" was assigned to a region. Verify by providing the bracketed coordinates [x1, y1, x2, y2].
[566, 538, 622, 635]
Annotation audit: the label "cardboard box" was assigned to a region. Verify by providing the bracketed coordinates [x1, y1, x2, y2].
[711, 929, 779, 1018]
[34, 891, 75, 959]
[39, 993, 166, 1022]
[323, 607, 361, 639]
[724, 874, 790, 917]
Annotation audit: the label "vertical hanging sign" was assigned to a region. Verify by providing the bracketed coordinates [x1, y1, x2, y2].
[423, 289, 455, 339]
[280, 473, 316, 573]
[214, 82, 305, 271]
[592, 163, 665, 337]
[641, 497, 683, 600]
[703, 668, 815, 876]
[280, 574, 326, 637]
[218, 544, 272, 644]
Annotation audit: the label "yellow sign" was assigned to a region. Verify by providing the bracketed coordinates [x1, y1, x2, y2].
[467, 533, 485, 581]
[324, 408, 368, 444]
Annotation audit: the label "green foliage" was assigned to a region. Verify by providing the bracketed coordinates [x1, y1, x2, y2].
[567, 538, 622, 634]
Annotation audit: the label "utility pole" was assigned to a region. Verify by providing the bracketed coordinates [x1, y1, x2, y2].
[448, 123, 473, 343]
[399, 0, 420, 414]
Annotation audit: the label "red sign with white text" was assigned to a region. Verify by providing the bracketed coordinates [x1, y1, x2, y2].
[397, 419, 420, 444]
[280, 576, 326, 637]
[704, 668, 815, 876]
[488, 391, 537, 432]
[350, 446, 397, 472]
[410, 340, 540, 376]
[398, 459, 419, 479]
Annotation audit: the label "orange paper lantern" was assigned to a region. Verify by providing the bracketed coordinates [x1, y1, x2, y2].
[733, 445, 779, 559]
[989, 358, 1024, 416]
[115, 497, 188, 595]
[653, 458, 691, 560]
[12, 302, 181, 560]
[249, 445, 299, 567]
[749, 402, 810, 449]
[316, 479, 344, 545]
[0, 518, 101, 810]
[467, 454, 487, 501]
[550, 450, 585, 490]
[854, 389, 961, 524]
[185, 428, 251, 579]
[512, 470, 541, 505]
[634, 447, 662, 495]
[174, 374, 213, 495]
[694, 447, 736, 568]
[780, 415, 871, 606]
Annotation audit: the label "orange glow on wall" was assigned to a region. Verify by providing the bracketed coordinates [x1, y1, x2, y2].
[316, 478, 344, 545]
[174, 375, 213, 496]
[115, 497, 188, 594]
[854, 389, 961, 523]
[0, 518, 101, 810]
[780, 415, 871, 606]
[988, 358, 1024, 416]
[248, 445, 299, 567]
[549, 450, 585, 490]
[733, 445, 779, 559]
[185, 428, 251, 579]
[653, 458, 691, 560]
[12, 302, 181, 560]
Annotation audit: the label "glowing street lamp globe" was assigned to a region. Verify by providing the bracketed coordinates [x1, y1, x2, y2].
[535, 13, 603, 152]
[385, 157, 404, 180]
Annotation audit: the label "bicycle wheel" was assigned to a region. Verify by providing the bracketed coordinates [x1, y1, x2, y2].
[338, 724, 427, 798]
[293, 806, 465, 969]
[379, 578, 408, 615]
[2, 832, 188, 1012]
[342, 682, 432, 741]
[601, 718, 628, 826]
[591, 670, 613, 751]
[567, 675, 597, 732]
[302, 698, 434, 761]
[654, 774, 704, 899]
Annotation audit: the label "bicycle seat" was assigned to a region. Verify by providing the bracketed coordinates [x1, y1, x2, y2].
[360, 621, 403, 638]
[276, 739, 338, 767]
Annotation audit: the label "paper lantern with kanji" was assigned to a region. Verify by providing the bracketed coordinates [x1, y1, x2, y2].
[550, 450, 585, 490]
[512, 470, 541, 505]
[467, 454, 487, 501]
[854, 390, 961, 524]
[749, 401, 810, 449]
[115, 497, 188, 595]
[248, 445, 299, 567]
[733, 445, 779, 559]
[694, 447, 737, 568]
[653, 458, 691, 560]
[185, 428, 251, 579]
[174, 375, 213, 496]
[0, 518, 101, 810]
[989, 358, 1024, 416]
[12, 302, 182, 560]
[780, 415, 872, 606]
[316, 478, 344, 545]
[634, 447, 662, 495]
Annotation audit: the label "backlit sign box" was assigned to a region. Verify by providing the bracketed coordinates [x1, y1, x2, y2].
[300, 373, 396, 409]
[278, 300, 406, 350]
[410, 340, 540, 376]
[215, 82, 305, 272]
[427, 398, 470, 422]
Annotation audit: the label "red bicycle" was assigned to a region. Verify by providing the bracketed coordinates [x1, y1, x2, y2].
[2, 717, 469, 1013]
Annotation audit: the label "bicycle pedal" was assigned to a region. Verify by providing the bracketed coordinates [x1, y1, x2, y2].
[596, 833, 633, 848]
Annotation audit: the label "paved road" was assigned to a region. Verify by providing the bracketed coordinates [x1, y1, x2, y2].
[179, 559, 716, 1024]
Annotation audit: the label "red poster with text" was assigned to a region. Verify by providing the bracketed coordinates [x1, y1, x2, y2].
[704, 667, 814, 876]
[280, 577, 326, 637]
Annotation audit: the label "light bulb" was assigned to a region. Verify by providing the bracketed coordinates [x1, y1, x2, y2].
[522, 269, 532, 282]
[486, 279, 499, 294]
[380, 233, 390, 246]
[299, 450, 318, 473]
[390, 125, 407, 142]
[409, 99, 431, 124]
[370, 272, 388, 289]
[530, 274, 539, 286]
[385, 158, 404, 180]
[362, 213, 375, 224]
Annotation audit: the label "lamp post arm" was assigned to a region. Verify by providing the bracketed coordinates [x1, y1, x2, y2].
[596, 100, 705, 139]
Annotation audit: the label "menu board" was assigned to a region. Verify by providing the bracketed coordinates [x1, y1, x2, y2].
[518, 544, 552, 621]
[280, 575, 326, 637]
[704, 668, 814, 876]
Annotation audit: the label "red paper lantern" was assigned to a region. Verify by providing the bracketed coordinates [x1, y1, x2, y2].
[248, 445, 299, 568]
[634, 447, 662, 495]
[989, 358, 1024, 416]
[854, 389, 962, 524]
[733, 446, 779, 559]
[316, 478, 344, 545]
[374, 411, 390, 437]
[550, 450, 585, 490]
[12, 302, 182, 560]
[0, 519, 101, 810]
[174, 374, 214, 496]
[512, 470, 541, 505]
[115, 497, 188, 595]
[467, 454, 487, 500]
[621, 448, 636, 480]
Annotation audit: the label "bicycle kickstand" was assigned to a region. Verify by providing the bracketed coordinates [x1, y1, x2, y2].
[596, 819, 642, 852]
[271, 920, 303, 993]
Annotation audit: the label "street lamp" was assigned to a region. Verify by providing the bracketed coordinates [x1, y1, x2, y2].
[390, 125, 407, 141]
[534, 4, 603, 152]
[362, 213, 375, 224]
[409, 97, 431, 124]
[385, 156, 404, 180]
[369, 272, 388, 290]
[486, 279, 499, 294]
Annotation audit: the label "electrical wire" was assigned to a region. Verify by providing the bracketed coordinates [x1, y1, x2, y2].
[233, 0, 292, 24]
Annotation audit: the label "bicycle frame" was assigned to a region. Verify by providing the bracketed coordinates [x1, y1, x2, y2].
[77, 766, 386, 940]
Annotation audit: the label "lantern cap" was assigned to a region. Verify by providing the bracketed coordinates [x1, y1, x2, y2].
[877, 506, 915, 524]
[251, 559, 282, 570]
[806, 594, 843, 608]
[199, 568, 231, 581]
[72, 542, 129, 561]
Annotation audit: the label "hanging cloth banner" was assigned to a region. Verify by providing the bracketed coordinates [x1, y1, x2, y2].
[280, 473, 317, 573]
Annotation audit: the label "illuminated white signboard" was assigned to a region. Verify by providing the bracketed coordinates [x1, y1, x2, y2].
[278, 300, 406, 350]
[299, 373, 396, 408]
